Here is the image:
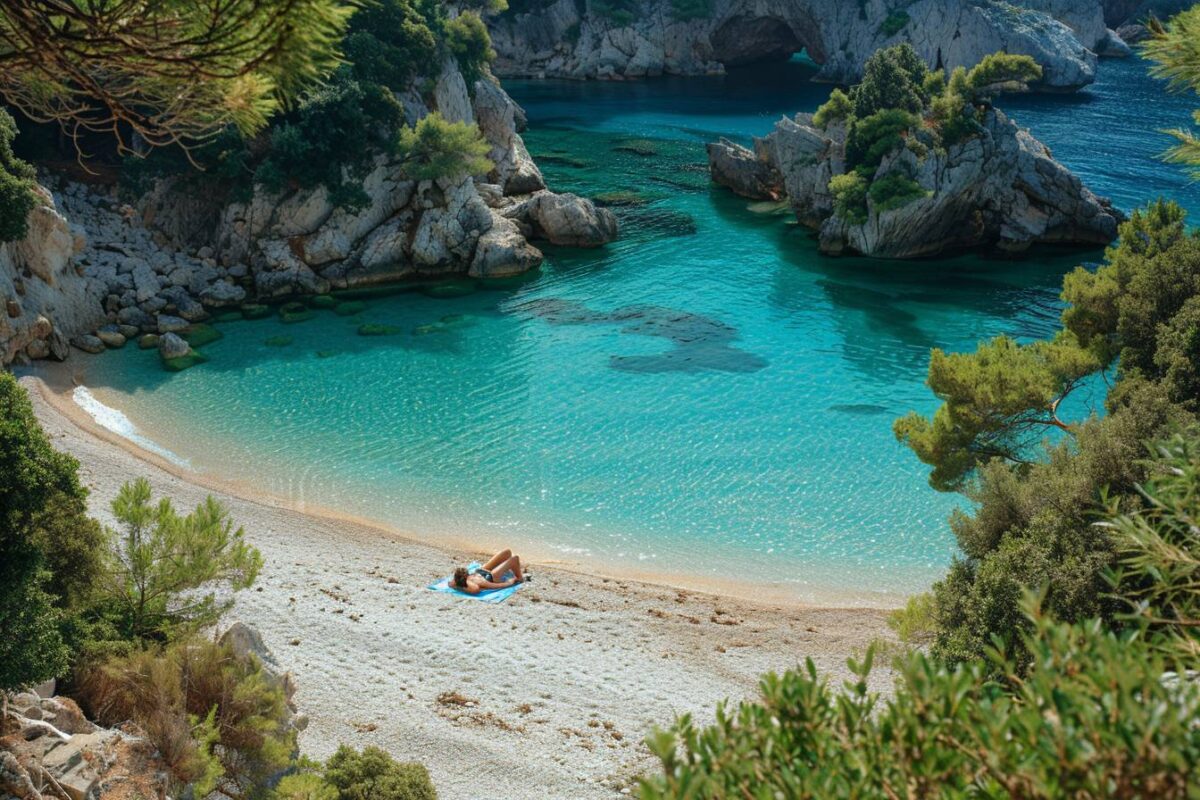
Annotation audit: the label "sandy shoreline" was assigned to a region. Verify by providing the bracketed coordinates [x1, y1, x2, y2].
[25, 372, 896, 799]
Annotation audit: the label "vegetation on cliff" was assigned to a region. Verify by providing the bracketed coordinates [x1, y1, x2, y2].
[815, 44, 1042, 224]
[0, 109, 36, 243]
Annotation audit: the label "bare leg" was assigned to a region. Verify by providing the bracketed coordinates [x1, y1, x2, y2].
[482, 549, 511, 572]
[492, 555, 524, 582]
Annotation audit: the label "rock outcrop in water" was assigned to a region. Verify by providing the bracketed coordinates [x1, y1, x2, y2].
[489, 0, 1128, 89]
[708, 104, 1121, 258]
[0, 63, 617, 366]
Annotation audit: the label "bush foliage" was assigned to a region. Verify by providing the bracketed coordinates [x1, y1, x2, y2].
[275, 747, 437, 800]
[79, 637, 294, 797]
[0, 109, 38, 243]
[896, 200, 1200, 664]
[640, 602, 1200, 799]
[396, 113, 493, 181]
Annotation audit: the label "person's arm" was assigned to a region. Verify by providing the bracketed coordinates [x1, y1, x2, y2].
[477, 577, 518, 590]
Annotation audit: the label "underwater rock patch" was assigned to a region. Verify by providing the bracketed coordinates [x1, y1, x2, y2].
[518, 298, 767, 374]
[333, 300, 368, 316]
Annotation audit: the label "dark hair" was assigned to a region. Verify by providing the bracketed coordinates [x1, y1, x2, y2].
[453, 567, 469, 589]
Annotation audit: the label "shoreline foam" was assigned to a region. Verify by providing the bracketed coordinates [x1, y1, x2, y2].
[35, 359, 916, 610]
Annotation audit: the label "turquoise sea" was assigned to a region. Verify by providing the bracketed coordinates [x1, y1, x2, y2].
[71, 57, 1200, 604]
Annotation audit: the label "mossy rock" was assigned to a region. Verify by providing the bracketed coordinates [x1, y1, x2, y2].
[212, 310, 243, 323]
[181, 324, 223, 348]
[138, 334, 160, 350]
[161, 352, 209, 372]
[358, 323, 403, 336]
[241, 303, 273, 320]
[265, 335, 294, 347]
[316, 349, 338, 358]
[280, 302, 315, 324]
[593, 190, 650, 207]
[613, 139, 658, 156]
[334, 300, 368, 316]
[308, 294, 337, 309]
[421, 280, 478, 299]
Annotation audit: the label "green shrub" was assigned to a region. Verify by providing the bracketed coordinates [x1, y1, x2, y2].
[898, 201, 1200, 665]
[964, 52, 1042, 98]
[324, 746, 437, 800]
[929, 90, 979, 146]
[444, 12, 494, 88]
[342, 0, 441, 91]
[255, 70, 404, 211]
[845, 108, 919, 171]
[886, 592, 937, 644]
[1105, 431, 1200, 664]
[851, 43, 928, 118]
[396, 113, 492, 181]
[80, 636, 293, 798]
[829, 171, 869, 224]
[0, 372, 99, 690]
[0, 109, 38, 243]
[867, 171, 926, 211]
[639, 606, 1200, 798]
[878, 10, 910, 37]
[95, 477, 262, 642]
[812, 88, 853, 128]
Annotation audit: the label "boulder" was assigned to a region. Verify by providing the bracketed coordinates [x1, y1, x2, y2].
[706, 138, 783, 200]
[158, 331, 191, 360]
[69, 334, 104, 354]
[470, 215, 545, 277]
[156, 314, 189, 334]
[95, 325, 126, 349]
[507, 191, 619, 247]
[200, 279, 246, 307]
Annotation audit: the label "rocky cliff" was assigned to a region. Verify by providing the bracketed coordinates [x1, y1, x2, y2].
[0, 66, 617, 367]
[708, 106, 1121, 258]
[490, 0, 1130, 88]
[0, 186, 104, 365]
[138, 63, 617, 298]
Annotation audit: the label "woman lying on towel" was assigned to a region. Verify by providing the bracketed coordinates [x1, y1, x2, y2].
[451, 548, 527, 594]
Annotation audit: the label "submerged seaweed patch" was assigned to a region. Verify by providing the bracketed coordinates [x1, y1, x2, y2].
[182, 324, 223, 348]
[358, 323, 403, 336]
[334, 300, 368, 316]
[518, 299, 767, 374]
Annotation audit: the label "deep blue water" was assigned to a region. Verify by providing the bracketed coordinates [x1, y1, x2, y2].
[75, 57, 1200, 604]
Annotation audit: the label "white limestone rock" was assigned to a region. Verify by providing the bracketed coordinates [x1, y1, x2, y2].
[490, 0, 1104, 90]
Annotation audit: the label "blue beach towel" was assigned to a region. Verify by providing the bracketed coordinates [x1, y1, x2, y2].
[428, 562, 523, 604]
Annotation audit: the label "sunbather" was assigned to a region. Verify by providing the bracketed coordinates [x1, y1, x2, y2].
[451, 548, 527, 594]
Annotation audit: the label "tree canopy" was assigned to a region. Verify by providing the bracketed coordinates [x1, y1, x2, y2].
[0, 0, 355, 158]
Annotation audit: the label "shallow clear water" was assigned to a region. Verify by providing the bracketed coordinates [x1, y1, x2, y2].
[74, 57, 1200, 604]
